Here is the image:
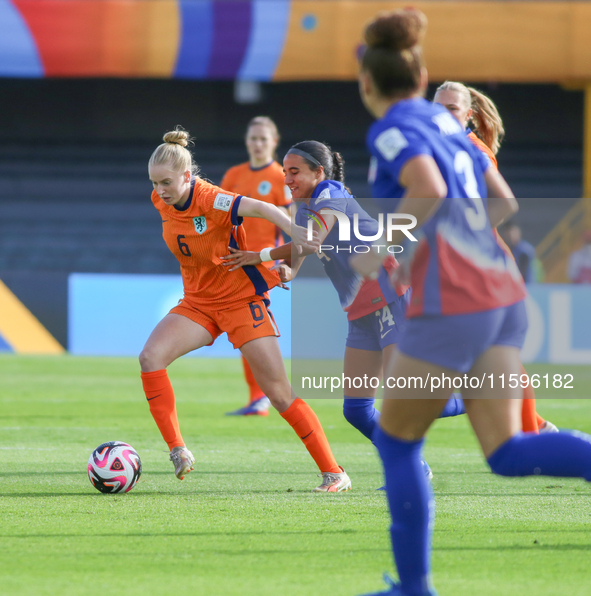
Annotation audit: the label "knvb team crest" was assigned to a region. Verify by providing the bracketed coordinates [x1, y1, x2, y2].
[257, 180, 271, 196]
[193, 216, 207, 234]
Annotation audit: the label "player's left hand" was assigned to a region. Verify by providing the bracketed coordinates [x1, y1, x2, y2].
[272, 262, 292, 285]
[220, 247, 261, 271]
[349, 250, 383, 279]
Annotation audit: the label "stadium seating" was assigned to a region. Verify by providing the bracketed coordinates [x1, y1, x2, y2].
[0, 142, 581, 274]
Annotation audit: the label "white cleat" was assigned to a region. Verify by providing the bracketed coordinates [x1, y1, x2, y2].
[312, 466, 352, 493]
[169, 446, 195, 480]
[539, 420, 559, 434]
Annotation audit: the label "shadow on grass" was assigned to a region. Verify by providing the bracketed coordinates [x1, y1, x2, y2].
[1, 528, 363, 539]
[0, 491, 364, 497]
[1, 535, 589, 554]
[435, 528, 591, 534]
[0, 470, 339, 476]
[436, 544, 591, 552]
[437, 492, 591, 497]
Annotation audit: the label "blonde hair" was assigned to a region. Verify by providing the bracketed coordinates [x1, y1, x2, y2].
[435, 81, 505, 154]
[149, 127, 200, 176]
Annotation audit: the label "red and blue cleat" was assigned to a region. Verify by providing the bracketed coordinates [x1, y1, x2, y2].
[225, 396, 271, 416]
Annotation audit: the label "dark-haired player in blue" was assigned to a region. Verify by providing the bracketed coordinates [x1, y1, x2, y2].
[222, 139, 464, 482]
[351, 8, 591, 596]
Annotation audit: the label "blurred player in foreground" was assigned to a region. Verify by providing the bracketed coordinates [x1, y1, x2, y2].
[433, 80, 557, 434]
[221, 116, 291, 417]
[351, 9, 591, 596]
[140, 128, 351, 492]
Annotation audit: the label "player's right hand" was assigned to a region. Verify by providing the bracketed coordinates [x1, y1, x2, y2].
[291, 224, 319, 254]
[272, 262, 292, 284]
[220, 247, 261, 271]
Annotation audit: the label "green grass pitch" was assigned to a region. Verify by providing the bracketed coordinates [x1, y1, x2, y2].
[0, 355, 590, 596]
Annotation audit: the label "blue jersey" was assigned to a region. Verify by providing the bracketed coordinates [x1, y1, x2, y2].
[367, 97, 525, 317]
[295, 180, 408, 320]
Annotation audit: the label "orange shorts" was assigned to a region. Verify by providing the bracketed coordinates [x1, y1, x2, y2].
[169, 297, 280, 349]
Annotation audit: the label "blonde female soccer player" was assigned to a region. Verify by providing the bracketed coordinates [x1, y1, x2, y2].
[433, 81, 557, 434]
[140, 127, 351, 493]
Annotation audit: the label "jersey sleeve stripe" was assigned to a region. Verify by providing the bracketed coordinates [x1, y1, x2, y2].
[231, 195, 244, 226]
[229, 230, 270, 296]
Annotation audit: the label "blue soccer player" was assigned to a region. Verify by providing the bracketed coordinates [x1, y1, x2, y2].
[222, 139, 465, 482]
[350, 8, 591, 596]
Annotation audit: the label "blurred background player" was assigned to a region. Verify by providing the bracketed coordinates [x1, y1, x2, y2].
[220, 116, 292, 417]
[568, 229, 591, 283]
[433, 80, 503, 167]
[141, 128, 351, 492]
[352, 9, 591, 596]
[499, 221, 537, 283]
[433, 80, 557, 434]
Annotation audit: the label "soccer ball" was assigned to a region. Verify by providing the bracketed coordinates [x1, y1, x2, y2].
[87, 441, 142, 494]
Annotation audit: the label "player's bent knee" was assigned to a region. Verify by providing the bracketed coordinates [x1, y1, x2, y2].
[267, 393, 292, 412]
[343, 400, 364, 426]
[139, 347, 164, 372]
[486, 434, 524, 477]
[343, 399, 374, 423]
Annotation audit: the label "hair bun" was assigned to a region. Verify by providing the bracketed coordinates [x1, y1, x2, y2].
[365, 8, 427, 52]
[163, 128, 191, 148]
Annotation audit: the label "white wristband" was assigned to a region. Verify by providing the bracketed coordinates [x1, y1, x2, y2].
[259, 247, 274, 262]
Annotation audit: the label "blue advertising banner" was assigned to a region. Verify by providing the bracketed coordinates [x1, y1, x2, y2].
[68, 274, 591, 364]
[291, 280, 591, 365]
[68, 273, 291, 357]
[522, 284, 591, 364]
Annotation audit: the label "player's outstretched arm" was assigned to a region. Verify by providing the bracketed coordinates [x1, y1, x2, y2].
[221, 242, 306, 282]
[237, 197, 313, 253]
[221, 244, 292, 271]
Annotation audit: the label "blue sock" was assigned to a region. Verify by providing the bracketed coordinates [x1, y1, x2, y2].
[373, 425, 434, 596]
[488, 431, 591, 481]
[343, 397, 379, 441]
[438, 394, 465, 418]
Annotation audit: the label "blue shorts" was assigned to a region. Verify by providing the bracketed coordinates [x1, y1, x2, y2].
[346, 299, 407, 352]
[398, 300, 527, 373]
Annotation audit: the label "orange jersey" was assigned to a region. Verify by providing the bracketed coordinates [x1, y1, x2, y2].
[220, 161, 290, 252]
[466, 132, 514, 261]
[467, 131, 498, 170]
[493, 228, 514, 260]
[151, 178, 280, 309]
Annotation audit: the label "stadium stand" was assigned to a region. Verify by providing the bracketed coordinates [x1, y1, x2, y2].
[0, 141, 581, 275]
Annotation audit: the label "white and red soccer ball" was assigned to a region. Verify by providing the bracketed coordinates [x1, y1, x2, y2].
[88, 441, 142, 493]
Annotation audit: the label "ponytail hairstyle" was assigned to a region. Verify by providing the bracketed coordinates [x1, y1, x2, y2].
[435, 82, 504, 154]
[467, 86, 505, 155]
[288, 140, 346, 184]
[149, 126, 200, 176]
[361, 8, 427, 98]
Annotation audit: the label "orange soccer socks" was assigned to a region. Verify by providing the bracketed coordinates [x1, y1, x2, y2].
[141, 369, 185, 450]
[242, 355, 266, 403]
[520, 364, 540, 433]
[521, 397, 539, 433]
[280, 398, 341, 474]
